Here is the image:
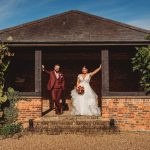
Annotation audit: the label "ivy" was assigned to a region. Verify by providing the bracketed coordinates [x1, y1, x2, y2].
[0, 42, 22, 137]
[0, 42, 14, 105]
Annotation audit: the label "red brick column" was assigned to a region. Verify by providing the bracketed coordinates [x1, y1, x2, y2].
[102, 97, 150, 131]
[17, 98, 42, 124]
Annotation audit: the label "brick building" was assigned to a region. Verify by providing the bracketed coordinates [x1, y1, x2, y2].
[0, 10, 150, 131]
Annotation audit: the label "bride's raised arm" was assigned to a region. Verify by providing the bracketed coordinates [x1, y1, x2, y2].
[90, 65, 101, 77]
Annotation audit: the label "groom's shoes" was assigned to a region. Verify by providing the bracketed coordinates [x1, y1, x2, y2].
[55, 107, 59, 114]
[56, 111, 62, 115]
[62, 103, 69, 111]
[55, 107, 63, 115]
[49, 106, 54, 111]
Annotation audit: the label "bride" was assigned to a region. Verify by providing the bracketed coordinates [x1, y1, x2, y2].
[71, 65, 101, 116]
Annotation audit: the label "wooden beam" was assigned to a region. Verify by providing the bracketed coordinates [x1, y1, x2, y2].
[35, 50, 42, 95]
[7, 41, 150, 47]
[101, 49, 109, 96]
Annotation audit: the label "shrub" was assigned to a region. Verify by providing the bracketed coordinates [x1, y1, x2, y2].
[145, 34, 150, 40]
[131, 45, 150, 94]
[0, 43, 14, 106]
[0, 123, 22, 137]
[2, 87, 19, 123]
[0, 42, 22, 137]
[4, 107, 18, 123]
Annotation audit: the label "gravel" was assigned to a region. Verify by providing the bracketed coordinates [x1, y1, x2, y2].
[0, 132, 150, 150]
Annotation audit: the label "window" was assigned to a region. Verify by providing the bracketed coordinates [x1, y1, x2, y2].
[5, 48, 35, 92]
[109, 46, 142, 92]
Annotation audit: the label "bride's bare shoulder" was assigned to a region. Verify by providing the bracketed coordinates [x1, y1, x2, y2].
[78, 74, 82, 77]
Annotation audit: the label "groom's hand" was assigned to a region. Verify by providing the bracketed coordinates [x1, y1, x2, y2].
[42, 65, 45, 71]
[100, 64, 102, 69]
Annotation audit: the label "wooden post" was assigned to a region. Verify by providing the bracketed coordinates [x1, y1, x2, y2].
[101, 49, 109, 96]
[35, 50, 42, 95]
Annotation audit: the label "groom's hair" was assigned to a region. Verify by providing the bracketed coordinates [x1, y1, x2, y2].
[54, 64, 60, 67]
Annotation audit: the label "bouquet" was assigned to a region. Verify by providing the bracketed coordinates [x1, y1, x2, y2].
[76, 85, 84, 95]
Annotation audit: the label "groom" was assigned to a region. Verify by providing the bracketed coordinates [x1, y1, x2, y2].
[42, 64, 65, 115]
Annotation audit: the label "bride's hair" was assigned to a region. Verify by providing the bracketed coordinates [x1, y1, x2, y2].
[82, 66, 88, 70]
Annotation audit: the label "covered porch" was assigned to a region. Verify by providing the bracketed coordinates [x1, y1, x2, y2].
[5, 43, 149, 116]
[0, 10, 150, 130]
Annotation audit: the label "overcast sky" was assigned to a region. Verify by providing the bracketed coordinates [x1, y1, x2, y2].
[0, 0, 150, 30]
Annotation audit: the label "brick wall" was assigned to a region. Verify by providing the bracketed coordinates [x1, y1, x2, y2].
[17, 98, 42, 123]
[16, 97, 150, 131]
[102, 97, 150, 131]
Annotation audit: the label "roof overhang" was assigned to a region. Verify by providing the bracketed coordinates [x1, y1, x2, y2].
[6, 41, 150, 47]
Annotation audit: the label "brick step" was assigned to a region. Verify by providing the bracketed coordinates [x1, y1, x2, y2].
[36, 125, 108, 129]
[35, 128, 109, 135]
[35, 120, 109, 126]
[40, 115, 102, 120]
[37, 100, 109, 134]
[34, 127, 111, 134]
[33, 115, 112, 134]
[34, 125, 110, 134]
[35, 126, 109, 131]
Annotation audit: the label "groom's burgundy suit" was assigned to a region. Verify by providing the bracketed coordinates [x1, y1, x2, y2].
[44, 69, 65, 114]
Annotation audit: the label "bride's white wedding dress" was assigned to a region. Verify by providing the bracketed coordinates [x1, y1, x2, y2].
[71, 74, 100, 116]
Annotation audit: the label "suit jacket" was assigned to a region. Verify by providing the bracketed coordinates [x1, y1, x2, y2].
[44, 69, 65, 91]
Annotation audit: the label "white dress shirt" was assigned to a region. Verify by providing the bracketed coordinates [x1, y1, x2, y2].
[54, 71, 59, 79]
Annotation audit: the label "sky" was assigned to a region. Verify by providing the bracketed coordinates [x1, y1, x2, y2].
[0, 0, 150, 30]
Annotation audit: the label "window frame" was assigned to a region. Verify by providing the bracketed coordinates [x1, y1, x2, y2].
[101, 49, 146, 96]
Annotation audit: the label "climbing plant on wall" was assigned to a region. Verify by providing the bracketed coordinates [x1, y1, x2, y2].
[0, 41, 14, 106]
